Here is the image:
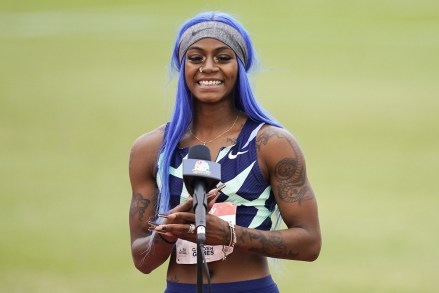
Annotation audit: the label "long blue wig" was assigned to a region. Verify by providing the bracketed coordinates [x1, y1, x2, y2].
[156, 11, 283, 220]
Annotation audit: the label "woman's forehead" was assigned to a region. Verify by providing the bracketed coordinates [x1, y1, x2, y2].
[188, 38, 234, 51]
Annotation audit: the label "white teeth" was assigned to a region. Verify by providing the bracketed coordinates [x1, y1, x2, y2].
[199, 80, 222, 86]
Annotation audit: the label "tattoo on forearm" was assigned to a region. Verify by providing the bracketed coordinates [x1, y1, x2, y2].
[220, 220, 229, 245]
[241, 229, 298, 259]
[130, 192, 151, 221]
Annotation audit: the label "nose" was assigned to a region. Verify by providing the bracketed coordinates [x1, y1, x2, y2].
[200, 56, 219, 73]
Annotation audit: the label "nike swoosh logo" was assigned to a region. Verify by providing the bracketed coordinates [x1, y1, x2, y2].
[228, 150, 249, 160]
[191, 27, 209, 36]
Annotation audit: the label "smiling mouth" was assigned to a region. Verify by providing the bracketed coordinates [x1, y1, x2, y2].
[198, 80, 223, 86]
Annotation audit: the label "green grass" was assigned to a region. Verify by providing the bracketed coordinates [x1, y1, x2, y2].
[1, 1, 438, 292]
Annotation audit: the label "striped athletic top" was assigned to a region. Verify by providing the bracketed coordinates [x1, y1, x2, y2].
[158, 119, 277, 230]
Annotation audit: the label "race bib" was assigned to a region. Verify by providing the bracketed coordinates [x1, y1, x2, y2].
[176, 202, 237, 264]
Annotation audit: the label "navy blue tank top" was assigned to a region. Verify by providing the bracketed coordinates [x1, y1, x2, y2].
[158, 119, 276, 230]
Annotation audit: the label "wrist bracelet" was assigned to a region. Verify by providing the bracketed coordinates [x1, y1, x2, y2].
[228, 222, 237, 248]
[158, 233, 177, 245]
[222, 222, 237, 260]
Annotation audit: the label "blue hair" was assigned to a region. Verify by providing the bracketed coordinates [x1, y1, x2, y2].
[157, 11, 282, 220]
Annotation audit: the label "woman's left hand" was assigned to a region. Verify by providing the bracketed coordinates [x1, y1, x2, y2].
[151, 212, 229, 246]
[149, 185, 226, 244]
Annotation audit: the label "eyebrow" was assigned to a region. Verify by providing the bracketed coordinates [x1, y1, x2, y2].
[187, 45, 233, 53]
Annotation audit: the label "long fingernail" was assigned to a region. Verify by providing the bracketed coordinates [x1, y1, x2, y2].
[148, 221, 159, 227]
[157, 213, 169, 218]
[216, 183, 226, 191]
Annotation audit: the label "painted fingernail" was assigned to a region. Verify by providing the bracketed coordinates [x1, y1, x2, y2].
[153, 224, 167, 231]
[148, 220, 158, 225]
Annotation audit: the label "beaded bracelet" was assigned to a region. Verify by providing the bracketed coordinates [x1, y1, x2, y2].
[222, 222, 237, 260]
[228, 222, 237, 248]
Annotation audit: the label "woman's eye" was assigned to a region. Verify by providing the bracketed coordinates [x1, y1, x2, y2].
[215, 55, 232, 62]
[187, 55, 204, 63]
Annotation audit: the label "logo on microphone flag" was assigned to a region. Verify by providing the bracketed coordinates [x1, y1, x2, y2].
[192, 160, 211, 175]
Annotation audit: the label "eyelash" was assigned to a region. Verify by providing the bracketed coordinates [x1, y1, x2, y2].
[187, 55, 232, 64]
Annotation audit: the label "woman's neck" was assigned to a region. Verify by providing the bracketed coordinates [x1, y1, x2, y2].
[191, 108, 239, 133]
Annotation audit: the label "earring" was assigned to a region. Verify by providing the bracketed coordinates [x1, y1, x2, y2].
[199, 67, 203, 73]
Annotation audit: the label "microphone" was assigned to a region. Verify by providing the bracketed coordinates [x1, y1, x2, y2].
[183, 145, 221, 244]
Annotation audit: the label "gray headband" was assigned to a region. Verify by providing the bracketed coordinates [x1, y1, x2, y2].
[178, 21, 248, 66]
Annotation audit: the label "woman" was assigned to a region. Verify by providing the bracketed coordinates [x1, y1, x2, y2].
[129, 11, 321, 292]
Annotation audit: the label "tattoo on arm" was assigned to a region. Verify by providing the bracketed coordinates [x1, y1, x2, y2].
[130, 192, 151, 222]
[220, 219, 229, 245]
[257, 127, 314, 205]
[240, 229, 298, 259]
[275, 157, 313, 204]
[276, 158, 305, 184]
[275, 157, 314, 204]
[255, 131, 270, 151]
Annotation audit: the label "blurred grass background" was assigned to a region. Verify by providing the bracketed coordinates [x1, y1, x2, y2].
[1, 0, 438, 292]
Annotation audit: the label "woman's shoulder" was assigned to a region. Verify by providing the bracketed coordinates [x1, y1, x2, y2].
[256, 124, 297, 144]
[256, 124, 303, 158]
[133, 123, 166, 146]
[130, 124, 167, 162]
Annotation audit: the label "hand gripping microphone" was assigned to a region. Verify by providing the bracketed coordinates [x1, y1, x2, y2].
[183, 145, 221, 244]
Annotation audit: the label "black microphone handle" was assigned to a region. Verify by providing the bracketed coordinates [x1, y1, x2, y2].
[193, 179, 207, 244]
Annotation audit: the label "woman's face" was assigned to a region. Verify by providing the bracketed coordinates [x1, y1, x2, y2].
[184, 38, 238, 104]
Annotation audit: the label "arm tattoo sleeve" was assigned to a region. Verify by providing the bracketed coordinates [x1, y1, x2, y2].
[257, 127, 314, 205]
[275, 157, 313, 204]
